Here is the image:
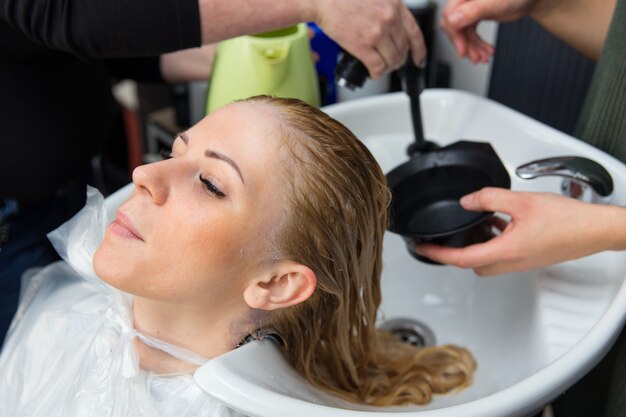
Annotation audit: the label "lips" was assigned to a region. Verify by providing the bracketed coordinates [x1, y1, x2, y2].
[111, 211, 144, 241]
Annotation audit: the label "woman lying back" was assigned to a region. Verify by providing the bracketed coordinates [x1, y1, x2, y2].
[0, 96, 475, 416]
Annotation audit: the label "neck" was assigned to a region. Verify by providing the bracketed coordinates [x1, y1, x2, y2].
[132, 296, 257, 363]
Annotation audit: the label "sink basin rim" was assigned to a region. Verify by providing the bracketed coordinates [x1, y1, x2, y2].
[194, 280, 626, 417]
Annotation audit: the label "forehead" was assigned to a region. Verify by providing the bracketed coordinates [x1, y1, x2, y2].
[188, 101, 291, 186]
[214, 101, 277, 132]
[192, 102, 281, 149]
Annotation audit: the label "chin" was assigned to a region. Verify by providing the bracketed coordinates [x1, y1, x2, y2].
[93, 244, 115, 284]
[93, 240, 107, 275]
[93, 242, 132, 292]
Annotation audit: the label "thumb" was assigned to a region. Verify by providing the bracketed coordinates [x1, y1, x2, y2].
[445, 0, 497, 29]
[460, 187, 519, 213]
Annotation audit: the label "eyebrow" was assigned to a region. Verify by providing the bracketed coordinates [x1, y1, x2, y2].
[177, 133, 244, 184]
[205, 149, 245, 184]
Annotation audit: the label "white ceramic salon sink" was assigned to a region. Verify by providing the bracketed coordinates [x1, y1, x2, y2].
[115, 90, 626, 417]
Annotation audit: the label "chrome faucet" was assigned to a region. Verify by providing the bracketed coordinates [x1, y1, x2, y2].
[516, 156, 614, 204]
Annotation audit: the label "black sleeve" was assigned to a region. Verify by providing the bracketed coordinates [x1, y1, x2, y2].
[105, 57, 164, 83]
[0, 0, 201, 58]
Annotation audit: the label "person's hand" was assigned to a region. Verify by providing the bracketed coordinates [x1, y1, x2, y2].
[416, 187, 624, 276]
[440, 0, 537, 63]
[314, 0, 426, 79]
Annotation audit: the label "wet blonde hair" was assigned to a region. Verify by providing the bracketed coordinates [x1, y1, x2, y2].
[245, 96, 475, 406]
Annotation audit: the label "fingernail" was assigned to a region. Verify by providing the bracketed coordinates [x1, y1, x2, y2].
[460, 193, 475, 207]
[448, 11, 464, 27]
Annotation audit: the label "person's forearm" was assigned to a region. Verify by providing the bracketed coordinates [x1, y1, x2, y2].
[581, 203, 626, 253]
[197, 0, 314, 44]
[0, 0, 201, 58]
[198, 0, 426, 79]
[605, 205, 626, 251]
[160, 44, 217, 83]
[529, 0, 617, 60]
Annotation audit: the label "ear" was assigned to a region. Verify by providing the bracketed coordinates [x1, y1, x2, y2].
[243, 261, 317, 311]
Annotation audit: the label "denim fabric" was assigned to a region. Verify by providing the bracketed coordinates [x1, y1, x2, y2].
[0, 182, 86, 348]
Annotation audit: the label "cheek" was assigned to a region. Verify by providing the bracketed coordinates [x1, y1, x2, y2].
[169, 220, 265, 294]
[178, 226, 249, 277]
[93, 211, 262, 301]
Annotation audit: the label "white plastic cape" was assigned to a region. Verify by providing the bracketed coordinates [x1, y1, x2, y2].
[0, 187, 243, 417]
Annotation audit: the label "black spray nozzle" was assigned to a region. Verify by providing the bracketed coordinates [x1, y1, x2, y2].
[335, 52, 369, 90]
[399, 55, 439, 155]
[335, 51, 428, 92]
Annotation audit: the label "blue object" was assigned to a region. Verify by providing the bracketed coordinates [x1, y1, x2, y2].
[307, 23, 340, 105]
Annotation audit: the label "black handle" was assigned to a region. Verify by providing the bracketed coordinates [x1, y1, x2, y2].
[334, 52, 369, 90]
[335, 52, 437, 154]
[399, 56, 431, 154]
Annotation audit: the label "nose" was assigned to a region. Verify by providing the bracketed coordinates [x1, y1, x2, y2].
[132, 162, 169, 205]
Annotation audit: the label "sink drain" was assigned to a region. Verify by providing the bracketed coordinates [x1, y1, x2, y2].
[379, 318, 436, 348]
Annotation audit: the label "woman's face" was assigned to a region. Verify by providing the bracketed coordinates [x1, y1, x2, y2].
[94, 102, 287, 306]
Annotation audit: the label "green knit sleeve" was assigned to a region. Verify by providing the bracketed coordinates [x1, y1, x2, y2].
[575, 0, 626, 163]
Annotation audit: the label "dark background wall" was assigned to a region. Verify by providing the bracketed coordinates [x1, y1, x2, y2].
[488, 18, 596, 136]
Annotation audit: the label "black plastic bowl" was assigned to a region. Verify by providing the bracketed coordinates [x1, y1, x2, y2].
[386, 141, 511, 264]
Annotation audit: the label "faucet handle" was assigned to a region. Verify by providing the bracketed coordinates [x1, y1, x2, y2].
[516, 156, 614, 204]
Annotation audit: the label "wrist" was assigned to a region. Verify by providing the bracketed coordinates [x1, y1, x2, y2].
[298, 0, 320, 23]
[606, 205, 626, 251]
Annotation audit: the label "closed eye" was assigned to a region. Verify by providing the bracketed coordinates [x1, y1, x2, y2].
[199, 174, 226, 198]
[160, 151, 225, 198]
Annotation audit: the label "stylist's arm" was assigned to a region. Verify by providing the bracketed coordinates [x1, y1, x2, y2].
[1, 0, 426, 79]
[440, 0, 616, 63]
[416, 188, 626, 276]
[197, 0, 427, 79]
